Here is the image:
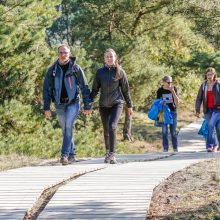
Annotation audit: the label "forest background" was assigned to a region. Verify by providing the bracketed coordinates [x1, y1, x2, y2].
[1, 0, 220, 160]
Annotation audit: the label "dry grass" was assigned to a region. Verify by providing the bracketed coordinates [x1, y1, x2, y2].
[0, 106, 195, 172]
[0, 154, 50, 172]
[122, 103, 196, 154]
[147, 157, 220, 220]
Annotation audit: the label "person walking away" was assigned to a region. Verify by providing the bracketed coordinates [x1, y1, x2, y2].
[157, 76, 179, 152]
[43, 44, 92, 165]
[90, 48, 133, 164]
[195, 67, 220, 152]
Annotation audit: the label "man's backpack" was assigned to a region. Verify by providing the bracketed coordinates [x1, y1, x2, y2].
[51, 63, 79, 85]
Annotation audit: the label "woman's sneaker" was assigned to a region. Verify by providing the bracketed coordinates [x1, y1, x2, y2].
[109, 152, 117, 164]
[104, 153, 110, 163]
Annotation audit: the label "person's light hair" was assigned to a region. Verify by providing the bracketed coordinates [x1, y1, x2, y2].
[57, 44, 70, 52]
[205, 67, 217, 81]
[104, 48, 121, 80]
[162, 75, 172, 82]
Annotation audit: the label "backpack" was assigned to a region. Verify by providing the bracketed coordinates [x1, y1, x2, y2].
[198, 119, 208, 139]
[50, 63, 80, 102]
[51, 63, 79, 85]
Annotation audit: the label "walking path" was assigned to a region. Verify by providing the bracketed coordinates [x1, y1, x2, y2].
[0, 120, 219, 219]
[38, 119, 220, 220]
[0, 164, 106, 220]
[178, 118, 206, 152]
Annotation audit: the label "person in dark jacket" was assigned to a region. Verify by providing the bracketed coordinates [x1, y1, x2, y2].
[43, 44, 92, 165]
[91, 48, 133, 164]
[157, 76, 179, 152]
[195, 67, 220, 152]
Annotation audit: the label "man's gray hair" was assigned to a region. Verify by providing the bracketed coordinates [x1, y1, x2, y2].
[162, 75, 172, 82]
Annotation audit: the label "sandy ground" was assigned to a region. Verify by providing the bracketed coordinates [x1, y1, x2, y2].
[147, 157, 220, 220]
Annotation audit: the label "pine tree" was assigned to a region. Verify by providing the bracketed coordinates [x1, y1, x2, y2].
[0, 0, 60, 104]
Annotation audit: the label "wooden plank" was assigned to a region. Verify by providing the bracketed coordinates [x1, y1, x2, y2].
[39, 151, 220, 219]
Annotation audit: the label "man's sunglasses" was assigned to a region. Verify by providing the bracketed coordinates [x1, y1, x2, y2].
[59, 51, 69, 54]
[166, 81, 172, 84]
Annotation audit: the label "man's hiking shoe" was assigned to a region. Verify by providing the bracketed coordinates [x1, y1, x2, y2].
[104, 153, 110, 163]
[109, 152, 117, 164]
[207, 147, 213, 152]
[68, 155, 76, 163]
[60, 156, 69, 165]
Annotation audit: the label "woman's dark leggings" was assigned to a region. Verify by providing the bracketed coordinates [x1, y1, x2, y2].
[99, 104, 123, 153]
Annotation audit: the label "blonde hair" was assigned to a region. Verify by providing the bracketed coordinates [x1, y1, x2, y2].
[205, 67, 217, 81]
[104, 48, 121, 80]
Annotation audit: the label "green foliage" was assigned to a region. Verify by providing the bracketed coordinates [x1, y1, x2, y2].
[2, 0, 220, 159]
[168, 0, 220, 49]
[48, 0, 178, 61]
[47, 0, 220, 113]
[214, 215, 220, 220]
[0, 100, 103, 158]
[0, 100, 60, 157]
[0, 0, 60, 103]
[176, 73, 202, 105]
[186, 51, 220, 74]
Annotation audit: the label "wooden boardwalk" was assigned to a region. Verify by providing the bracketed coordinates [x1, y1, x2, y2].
[38, 152, 219, 220]
[0, 120, 220, 219]
[0, 164, 107, 220]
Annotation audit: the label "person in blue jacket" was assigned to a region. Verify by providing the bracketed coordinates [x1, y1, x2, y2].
[157, 76, 179, 152]
[43, 44, 92, 165]
[91, 48, 133, 164]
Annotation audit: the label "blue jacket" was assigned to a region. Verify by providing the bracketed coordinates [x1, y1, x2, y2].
[148, 99, 173, 125]
[148, 99, 164, 120]
[43, 57, 92, 111]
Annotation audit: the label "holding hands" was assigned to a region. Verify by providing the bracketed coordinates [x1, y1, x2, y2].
[44, 110, 52, 119]
[82, 109, 93, 115]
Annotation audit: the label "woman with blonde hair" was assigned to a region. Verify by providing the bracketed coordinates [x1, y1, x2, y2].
[91, 48, 133, 163]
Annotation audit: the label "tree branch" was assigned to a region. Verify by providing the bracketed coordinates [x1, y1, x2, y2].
[0, 0, 26, 17]
[131, 1, 172, 36]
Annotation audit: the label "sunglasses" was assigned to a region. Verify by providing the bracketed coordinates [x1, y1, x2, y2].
[59, 51, 69, 54]
[166, 81, 172, 84]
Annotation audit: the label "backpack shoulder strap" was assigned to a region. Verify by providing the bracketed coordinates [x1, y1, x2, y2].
[72, 64, 79, 85]
[49, 63, 57, 77]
